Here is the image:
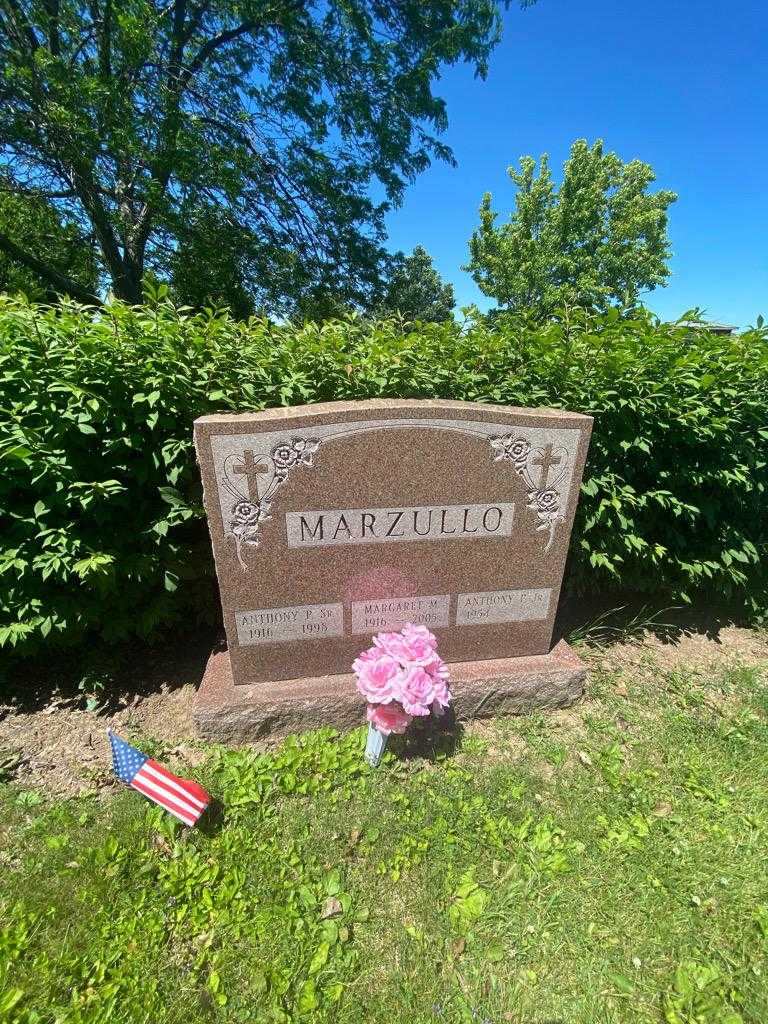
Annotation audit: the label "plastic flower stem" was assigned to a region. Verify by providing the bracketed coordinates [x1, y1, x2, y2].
[364, 723, 389, 767]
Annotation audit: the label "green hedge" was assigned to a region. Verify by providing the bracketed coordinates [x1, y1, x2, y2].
[1, 297, 766, 657]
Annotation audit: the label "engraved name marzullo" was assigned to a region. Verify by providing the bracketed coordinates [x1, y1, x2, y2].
[285, 502, 515, 548]
[209, 418, 580, 569]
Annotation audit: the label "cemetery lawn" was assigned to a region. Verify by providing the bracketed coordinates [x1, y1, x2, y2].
[2, 651, 767, 1023]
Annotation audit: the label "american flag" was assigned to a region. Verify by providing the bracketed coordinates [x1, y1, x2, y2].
[108, 731, 210, 827]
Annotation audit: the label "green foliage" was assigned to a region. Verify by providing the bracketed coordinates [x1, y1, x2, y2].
[168, 208, 259, 319]
[449, 868, 490, 931]
[662, 960, 745, 1023]
[0, 748, 23, 782]
[373, 245, 455, 323]
[1, 296, 766, 657]
[0, 0, 535, 310]
[466, 139, 677, 316]
[0, 185, 99, 302]
[214, 729, 369, 816]
[0, 806, 361, 1021]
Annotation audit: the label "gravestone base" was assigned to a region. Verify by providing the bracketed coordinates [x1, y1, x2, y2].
[194, 639, 586, 744]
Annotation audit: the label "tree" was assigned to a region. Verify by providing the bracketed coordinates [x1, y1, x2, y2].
[0, 184, 98, 301]
[466, 139, 677, 317]
[169, 206, 258, 318]
[373, 245, 455, 322]
[0, 1, 535, 311]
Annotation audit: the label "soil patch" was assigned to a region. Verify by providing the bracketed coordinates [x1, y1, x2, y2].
[588, 624, 768, 677]
[2, 624, 766, 798]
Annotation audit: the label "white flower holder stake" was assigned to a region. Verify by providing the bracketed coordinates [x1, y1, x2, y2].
[364, 723, 389, 767]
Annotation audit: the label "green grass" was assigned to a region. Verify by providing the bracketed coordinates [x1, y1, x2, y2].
[2, 660, 768, 1024]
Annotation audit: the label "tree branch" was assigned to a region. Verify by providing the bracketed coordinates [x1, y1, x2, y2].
[182, 0, 212, 45]
[43, 0, 60, 56]
[182, 0, 306, 82]
[181, 20, 257, 84]
[169, 0, 187, 71]
[0, 184, 78, 199]
[0, 228, 101, 304]
[87, 0, 112, 77]
[66, 25, 96, 67]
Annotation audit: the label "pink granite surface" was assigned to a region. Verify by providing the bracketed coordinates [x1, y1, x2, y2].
[195, 639, 587, 742]
[193, 399, 593, 686]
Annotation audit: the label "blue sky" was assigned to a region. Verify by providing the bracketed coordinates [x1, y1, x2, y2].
[384, 0, 767, 328]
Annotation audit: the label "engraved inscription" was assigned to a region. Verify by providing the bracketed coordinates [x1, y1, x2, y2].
[209, 418, 584, 568]
[236, 603, 344, 645]
[351, 595, 450, 634]
[286, 503, 515, 549]
[456, 588, 552, 625]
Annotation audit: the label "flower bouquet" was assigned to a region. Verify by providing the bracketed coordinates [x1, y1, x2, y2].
[353, 623, 453, 766]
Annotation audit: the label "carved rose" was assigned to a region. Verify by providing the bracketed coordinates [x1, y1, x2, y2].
[272, 437, 321, 471]
[528, 488, 560, 517]
[272, 443, 299, 470]
[292, 437, 320, 465]
[231, 500, 260, 525]
[490, 434, 531, 468]
[489, 435, 506, 460]
[507, 437, 531, 463]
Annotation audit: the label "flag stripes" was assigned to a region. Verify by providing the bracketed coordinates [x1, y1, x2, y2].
[108, 731, 210, 827]
[141, 761, 209, 811]
[131, 768, 199, 826]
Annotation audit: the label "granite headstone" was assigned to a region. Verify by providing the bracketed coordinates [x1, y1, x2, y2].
[194, 399, 592, 740]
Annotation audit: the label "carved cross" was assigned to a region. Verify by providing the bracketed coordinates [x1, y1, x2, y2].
[233, 449, 271, 501]
[532, 444, 562, 488]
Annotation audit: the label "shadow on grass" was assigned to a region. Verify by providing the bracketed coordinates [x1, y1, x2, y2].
[554, 591, 760, 651]
[196, 796, 226, 837]
[390, 707, 465, 762]
[1, 624, 225, 713]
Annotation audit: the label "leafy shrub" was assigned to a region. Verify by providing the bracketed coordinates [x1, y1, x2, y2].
[1, 296, 766, 657]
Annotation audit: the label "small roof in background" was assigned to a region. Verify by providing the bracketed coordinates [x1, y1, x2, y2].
[677, 320, 736, 335]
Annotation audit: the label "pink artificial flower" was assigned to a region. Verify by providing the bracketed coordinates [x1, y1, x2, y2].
[423, 653, 450, 683]
[367, 701, 412, 735]
[354, 653, 400, 704]
[399, 665, 436, 716]
[430, 675, 453, 709]
[354, 625, 452, 734]
[351, 645, 378, 671]
[372, 629, 415, 664]
[401, 623, 437, 648]
[400, 623, 439, 666]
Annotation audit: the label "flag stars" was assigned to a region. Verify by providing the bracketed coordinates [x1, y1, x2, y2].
[109, 732, 148, 783]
